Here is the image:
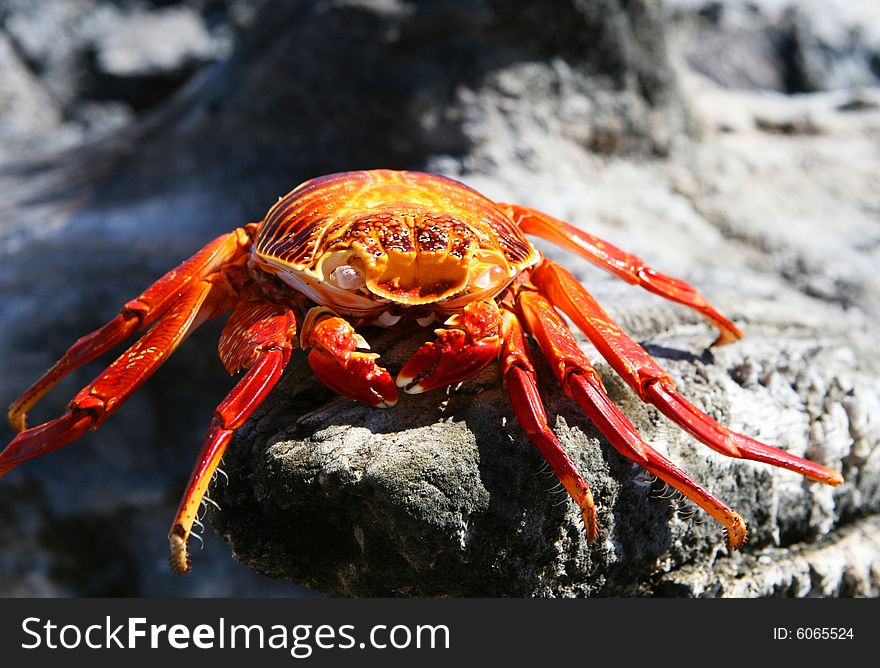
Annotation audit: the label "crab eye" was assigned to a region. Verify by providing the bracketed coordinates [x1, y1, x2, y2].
[329, 265, 366, 290]
[472, 265, 505, 289]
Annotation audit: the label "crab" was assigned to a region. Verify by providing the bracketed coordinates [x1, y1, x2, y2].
[2, 169, 842, 575]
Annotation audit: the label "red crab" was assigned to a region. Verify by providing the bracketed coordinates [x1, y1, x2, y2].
[1, 170, 842, 575]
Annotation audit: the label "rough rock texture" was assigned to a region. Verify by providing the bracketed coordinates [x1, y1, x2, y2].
[0, 0, 253, 159]
[667, 0, 880, 93]
[1, 0, 877, 597]
[0, 1, 691, 596]
[213, 82, 880, 596]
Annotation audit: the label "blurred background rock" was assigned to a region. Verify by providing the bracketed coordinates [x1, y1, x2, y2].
[0, 0, 877, 596]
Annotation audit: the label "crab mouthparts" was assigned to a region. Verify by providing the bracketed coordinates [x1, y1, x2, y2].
[361, 249, 471, 305]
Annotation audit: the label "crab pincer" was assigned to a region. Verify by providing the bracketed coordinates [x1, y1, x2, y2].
[397, 301, 502, 394]
[303, 308, 398, 408]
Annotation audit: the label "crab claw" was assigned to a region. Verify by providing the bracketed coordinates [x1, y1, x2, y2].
[309, 348, 398, 407]
[397, 301, 502, 394]
[304, 310, 397, 407]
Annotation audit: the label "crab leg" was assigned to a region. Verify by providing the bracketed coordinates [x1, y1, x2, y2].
[8, 226, 254, 432]
[501, 204, 742, 346]
[500, 309, 598, 541]
[169, 302, 297, 575]
[516, 288, 748, 548]
[533, 259, 843, 486]
[397, 301, 502, 394]
[302, 307, 398, 408]
[0, 278, 231, 477]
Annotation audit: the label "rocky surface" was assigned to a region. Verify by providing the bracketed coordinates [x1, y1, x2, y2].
[0, 0, 687, 597]
[212, 80, 880, 596]
[0, 0, 252, 158]
[0, 0, 878, 597]
[667, 0, 880, 93]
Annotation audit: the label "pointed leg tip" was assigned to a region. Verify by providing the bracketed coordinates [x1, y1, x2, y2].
[711, 327, 744, 347]
[581, 509, 599, 544]
[725, 516, 748, 551]
[169, 527, 192, 576]
[816, 469, 844, 487]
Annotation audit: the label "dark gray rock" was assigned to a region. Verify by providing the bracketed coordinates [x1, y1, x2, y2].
[0, 30, 63, 155]
[667, 0, 880, 93]
[211, 278, 879, 597]
[212, 71, 880, 597]
[0, 0, 247, 157]
[2, 0, 877, 598]
[0, 0, 685, 596]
